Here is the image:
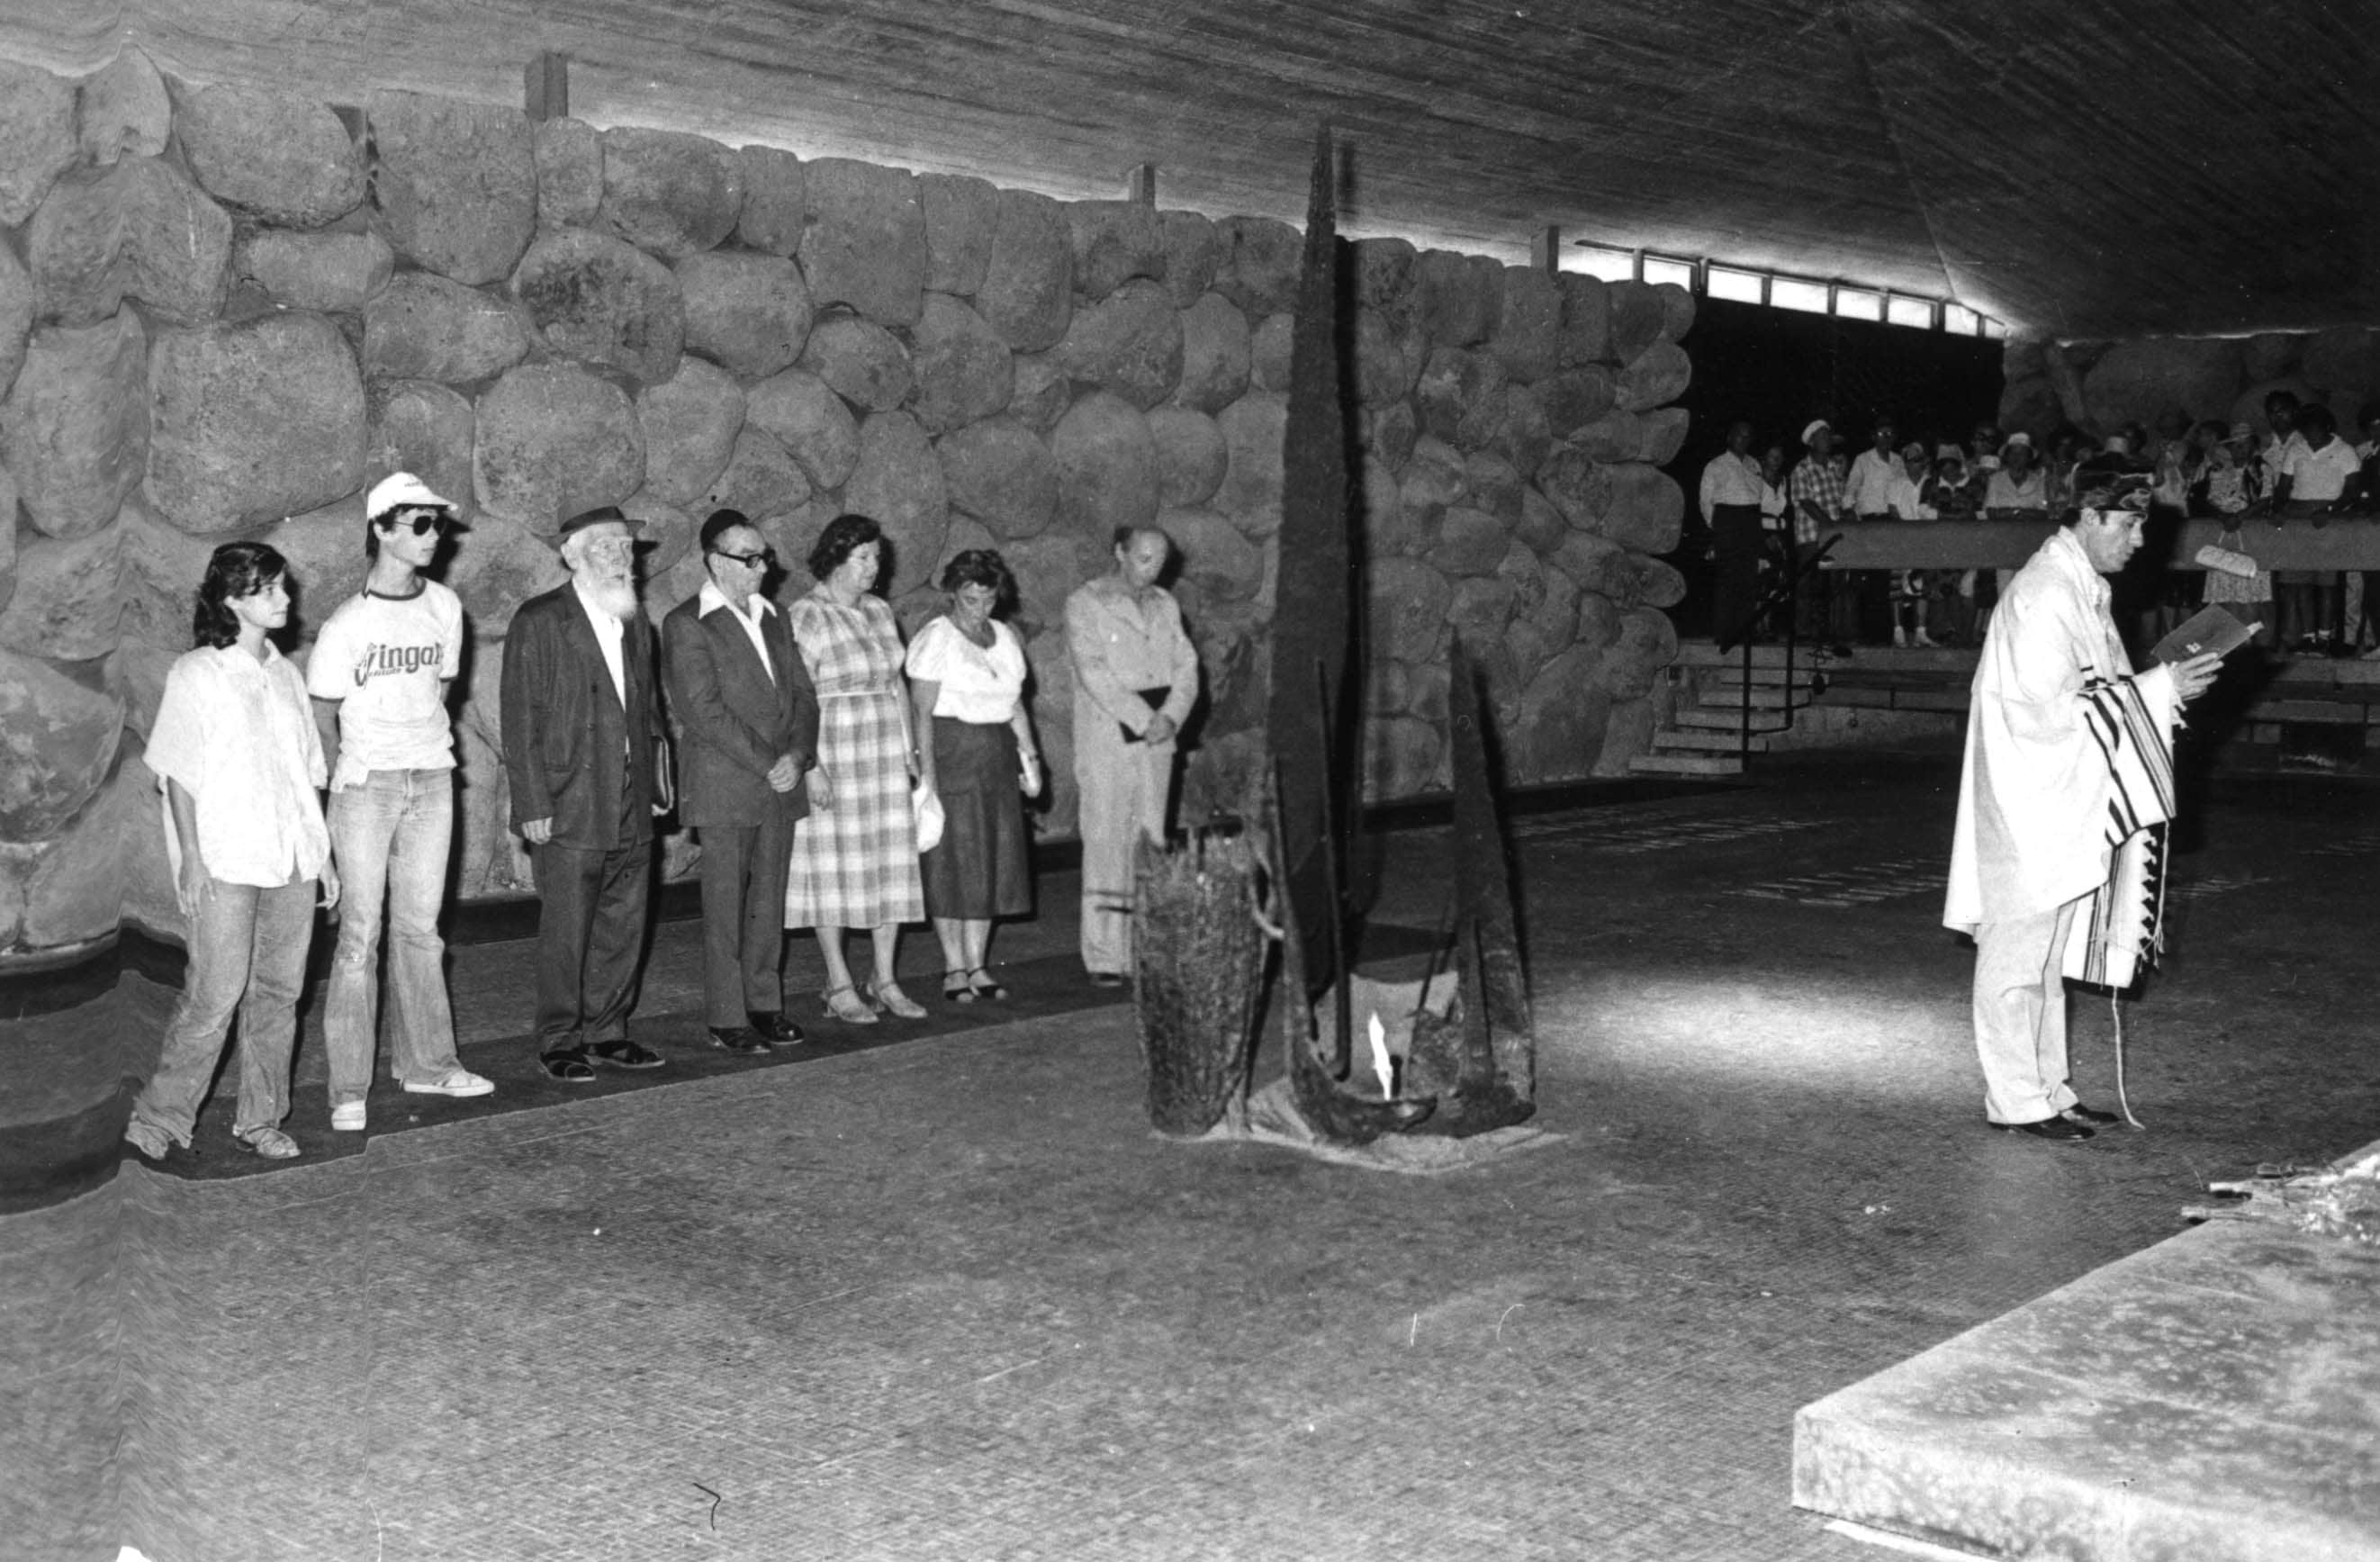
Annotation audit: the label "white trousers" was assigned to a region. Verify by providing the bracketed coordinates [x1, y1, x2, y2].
[1971, 897, 2082, 1125]
[1074, 735, 1176, 975]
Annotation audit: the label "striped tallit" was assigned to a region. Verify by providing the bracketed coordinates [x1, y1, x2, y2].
[2062, 674, 2176, 989]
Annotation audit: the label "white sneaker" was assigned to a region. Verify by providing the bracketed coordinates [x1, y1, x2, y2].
[401, 1067, 495, 1098]
[330, 1101, 367, 1132]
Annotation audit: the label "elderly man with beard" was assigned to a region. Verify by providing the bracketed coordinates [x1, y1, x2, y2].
[501, 505, 674, 1081]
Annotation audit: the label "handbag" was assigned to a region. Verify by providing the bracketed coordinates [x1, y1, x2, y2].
[912, 781, 945, 853]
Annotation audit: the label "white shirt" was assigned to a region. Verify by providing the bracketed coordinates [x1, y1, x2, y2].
[2285, 436, 2362, 502]
[306, 580, 464, 789]
[573, 577, 627, 707]
[1698, 450, 1764, 522]
[148, 644, 329, 888]
[698, 579, 776, 683]
[1984, 469, 2047, 511]
[906, 615, 1026, 724]
[1844, 448, 1907, 517]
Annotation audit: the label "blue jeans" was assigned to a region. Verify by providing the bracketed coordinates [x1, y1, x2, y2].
[326, 770, 463, 1104]
[129, 875, 317, 1145]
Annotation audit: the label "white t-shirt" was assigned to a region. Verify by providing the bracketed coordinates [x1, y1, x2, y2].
[2285, 436, 2362, 502]
[306, 580, 464, 786]
[905, 615, 1025, 725]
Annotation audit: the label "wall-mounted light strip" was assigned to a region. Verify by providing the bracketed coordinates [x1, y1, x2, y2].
[1567, 239, 1998, 336]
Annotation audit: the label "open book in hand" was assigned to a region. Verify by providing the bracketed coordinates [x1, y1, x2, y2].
[2150, 605, 2261, 666]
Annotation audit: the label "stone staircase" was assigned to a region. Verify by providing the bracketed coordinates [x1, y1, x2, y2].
[1630, 642, 1822, 778]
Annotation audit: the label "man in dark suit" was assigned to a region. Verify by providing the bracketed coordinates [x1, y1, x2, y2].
[500, 505, 674, 1082]
[662, 510, 820, 1052]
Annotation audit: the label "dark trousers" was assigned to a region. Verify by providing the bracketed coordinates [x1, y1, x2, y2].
[696, 810, 793, 1030]
[1709, 503, 1764, 646]
[530, 817, 652, 1055]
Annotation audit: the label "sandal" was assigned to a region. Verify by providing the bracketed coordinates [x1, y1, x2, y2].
[968, 967, 1009, 1000]
[234, 1125, 302, 1160]
[869, 979, 927, 1019]
[942, 971, 978, 1004]
[823, 985, 879, 1025]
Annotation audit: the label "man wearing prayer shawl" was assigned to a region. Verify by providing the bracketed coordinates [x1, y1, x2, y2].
[1944, 481, 2221, 1141]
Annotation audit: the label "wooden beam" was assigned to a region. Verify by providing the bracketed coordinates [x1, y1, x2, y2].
[1123, 162, 1158, 206]
[525, 52, 569, 122]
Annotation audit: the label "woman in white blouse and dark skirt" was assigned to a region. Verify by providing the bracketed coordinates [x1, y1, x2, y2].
[906, 549, 1042, 1001]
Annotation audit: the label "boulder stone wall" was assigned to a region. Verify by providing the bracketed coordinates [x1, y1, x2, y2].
[0, 55, 1687, 956]
[2000, 326, 2380, 446]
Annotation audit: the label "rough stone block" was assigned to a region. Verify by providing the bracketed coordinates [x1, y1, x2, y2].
[1537, 441, 1615, 536]
[635, 358, 745, 508]
[1370, 401, 1418, 472]
[1600, 463, 1686, 554]
[1617, 339, 1691, 411]
[1495, 537, 1546, 618]
[1514, 646, 1609, 781]
[2242, 332, 2299, 383]
[1213, 392, 1286, 536]
[798, 311, 914, 412]
[237, 230, 393, 313]
[907, 293, 1014, 436]
[1349, 308, 1420, 410]
[1546, 528, 1636, 603]
[843, 410, 949, 595]
[1637, 406, 1690, 465]
[511, 228, 684, 384]
[1655, 281, 1695, 341]
[1007, 352, 1070, 434]
[445, 514, 564, 640]
[1396, 435, 1466, 544]
[701, 426, 810, 525]
[114, 497, 212, 649]
[1172, 293, 1252, 414]
[0, 646, 122, 840]
[1354, 236, 1417, 314]
[1158, 211, 1223, 308]
[0, 60, 76, 228]
[77, 47, 169, 167]
[1517, 483, 1566, 558]
[1001, 533, 1100, 636]
[676, 250, 813, 380]
[175, 81, 364, 227]
[1600, 605, 1678, 696]
[17, 741, 147, 947]
[1464, 450, 1525, 522]
[1414, 345, 1504, 448]
[533, 117, 603, 230]
[1632, 552, 1687, 609]
[599, 126, 742, 260]
[472, 362, 645, 536]
[0, 241, 28, 403]
[1998, 374, 2063, 439]
[744, 367, 860, 491]
[1571, 408, 1644, 464]
[2084, 336, 2243, 429]
[368, 380, 476, 521]
[620, 493, 698, 578]
[1053, 277, 1183, 410]
[1359, 451, 1418, 555]
[29, 158, 232, 326]
[937, 415, 1058, 538]
[4, 311, 149, 541]
[1572, 588, 1617, 650]
[1427, 506, 1510, 577]
[266, 495, 372, 626]
[1051, 390, 1158, 541]
[1213, 215, 1302, 316]
[1164, 506, 1262, 602]
[363, 272, 528, 384]
[1535, 554, 1582, 643]
[1414, 248, 1492, 347]
[1538, 365, 1618, 438]
[1366, 556, 1452, 663]
[733, 144, 807, 256]
[1364, 712, 1445, 801]
[1447, 573, 1519, 656]
[0, 521, 122, 660]
[1068, 200, 1167, 301]
[1607, 280, 1666, 364]
[1147, 406, 1227, 509]
[1491, 383, 1554, 478]
[919, 172, 998, 294]
[798, 158, 925, 328]
[1249, 312, 1294, 394]
[367, 90, 537, 287]
[977, 189, 1073, 352]
[1490, 266, 1561, 384]
[146, 311, 367, 535]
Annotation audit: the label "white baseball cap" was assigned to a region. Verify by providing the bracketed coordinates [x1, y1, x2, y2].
[366, 471, 457, 518]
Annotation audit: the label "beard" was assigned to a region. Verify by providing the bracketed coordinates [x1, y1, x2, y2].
[578, 566, 640, 620]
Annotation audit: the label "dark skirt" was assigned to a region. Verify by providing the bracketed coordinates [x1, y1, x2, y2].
[921, 717, 1032, 919]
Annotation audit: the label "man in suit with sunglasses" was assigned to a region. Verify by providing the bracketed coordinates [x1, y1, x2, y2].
[662, 510, 819, 1052]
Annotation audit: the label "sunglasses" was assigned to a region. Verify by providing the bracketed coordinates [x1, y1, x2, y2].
[710, 547, 774, 568]
[374, 512, 446, 537]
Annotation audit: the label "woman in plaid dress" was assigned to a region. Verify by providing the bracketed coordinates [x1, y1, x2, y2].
[783, 514, 928, 1022]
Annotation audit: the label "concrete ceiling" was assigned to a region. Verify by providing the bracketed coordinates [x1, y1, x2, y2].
[9, 0, 2376, 339]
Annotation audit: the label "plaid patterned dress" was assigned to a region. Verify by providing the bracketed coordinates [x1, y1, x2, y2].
[782, 589, 924, 929]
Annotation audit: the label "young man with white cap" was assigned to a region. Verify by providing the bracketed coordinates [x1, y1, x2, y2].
[307, 473, 494, 1131]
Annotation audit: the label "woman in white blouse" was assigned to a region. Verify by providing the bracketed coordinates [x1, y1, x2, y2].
[905, 550, 1042, 1001]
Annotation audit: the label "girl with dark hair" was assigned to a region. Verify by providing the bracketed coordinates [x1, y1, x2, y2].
[906, 549, 1041, 999]
[783, 514, 928, 1022]
[125, 543, 339, 1162]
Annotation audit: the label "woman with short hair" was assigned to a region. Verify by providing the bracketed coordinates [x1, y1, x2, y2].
[783, 514, 927, 1022]
[124, 542, 339, 1162]
[906, 549, 1041, 1000]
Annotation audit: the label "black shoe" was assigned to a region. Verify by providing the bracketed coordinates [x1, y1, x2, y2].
[540, 1048, 598, 1083]
[2061, 1103, 2120, 1126]
[747, 1011, 803, 1046]
[587, 1039, 665, 1070]
[1088, 971, 1128, 989]
[708, 1026, 768, 1054]
[1993, 1115, 2094, 1141]
[1826, 643, 1854, 658]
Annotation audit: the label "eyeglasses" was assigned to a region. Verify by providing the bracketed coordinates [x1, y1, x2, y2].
[374, 513, 445, 537]
[710, 548, 773, 568]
